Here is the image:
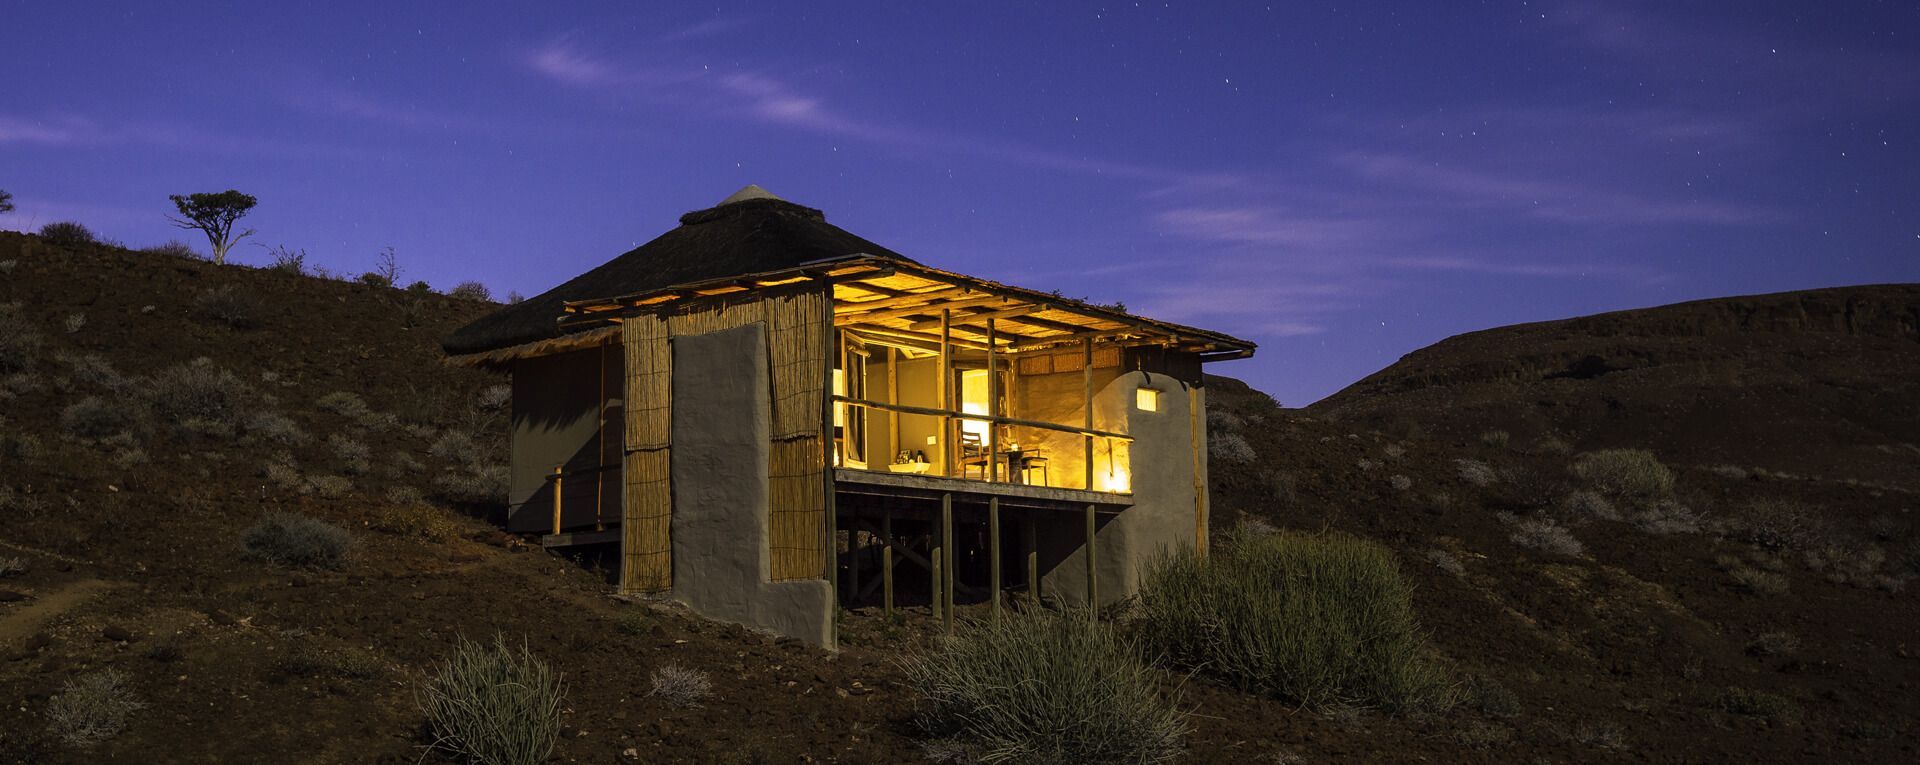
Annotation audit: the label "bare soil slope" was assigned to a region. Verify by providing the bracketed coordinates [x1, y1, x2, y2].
[2, 234, 1914, 763]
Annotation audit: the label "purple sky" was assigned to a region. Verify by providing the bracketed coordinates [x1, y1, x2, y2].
[3, 2, 1915, 405]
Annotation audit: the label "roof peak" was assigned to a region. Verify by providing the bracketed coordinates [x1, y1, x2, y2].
[718, 184, 783, 205]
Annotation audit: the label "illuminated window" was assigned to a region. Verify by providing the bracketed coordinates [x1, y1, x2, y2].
[960, 369, 990, 438]
[1135, 387, 1161, 412]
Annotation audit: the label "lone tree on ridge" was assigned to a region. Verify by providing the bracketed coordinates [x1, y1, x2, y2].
[168, 190, 257, 265]
[0, 189, 13, 214]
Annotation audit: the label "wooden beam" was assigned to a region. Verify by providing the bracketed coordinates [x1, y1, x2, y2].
[834, 294, 1014, 324]
[833, 396, 1133, 442]
[986, 318, 998, 484]
[843, 324, 989, 353]
[906, 304, 1047, 331]
[830, 289, 978, 319]
[931, 517, 944, 621]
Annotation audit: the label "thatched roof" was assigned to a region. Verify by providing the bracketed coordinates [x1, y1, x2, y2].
[443, 187, 915, 356]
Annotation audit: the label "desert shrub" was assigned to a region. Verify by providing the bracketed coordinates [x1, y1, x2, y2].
[1558, 490, 1620, 522]
[1455, 459, 1497, 487]
[1136, 532, 1453, 713]
[1388, 474, 1413, 492]
[308, 474, 353, 499]
[1479, 430, 1510, 449]
[45, 669, 145, 748]
[63, 313, 85, 334]
[0, 303, 42, 374]
[903, 609, 1188, 765]
[315, 391, 371, 419]
[1729, 567, 1789, 596]
[450, 281, 493, 301]
[0, 431, 45, 464]
[1425, 548, 1466, 577]
[430, 429, 485, 467]
[57, 352, 125, 389]
[0, 556, 27, 576]
[1508, 517, 1583, 556]
[195, 285, 258, 329]
[1725, 499, 1828, 551]
[1462, 674, 1521, 718]
[477, 384, 512, 410]
[328, 434, 372, 474]
[370, 502, 457, 541]
[1632, 500, 1702, 535]
[61, 397, 138, 439]
[145, 360, 251, 431]
[1571, 449, 1674, 503]
[1454, 720, 1514, 749]
[1208, 431, 1256, 464]
[39, 221, 96, 247]
[506, 291, 525, 304]
[244, 412, 309, 446]
[1206, 407, 1246, 432]
[1745, 631, 1799, 657]
[615, 611, 650, 636]
[436, 465, 509, 505]
[647, 662, 713, 708]
[419, 635, 565, 765]
[1573, 721, 1628, 750]
[0, 486, 49, 516]
[264, 245, 307, 275]
[1715, 687, 1798, 722]
[243, 512, 353, 569]
[141, 240, 200, 259]
[276, 644, 383, 680]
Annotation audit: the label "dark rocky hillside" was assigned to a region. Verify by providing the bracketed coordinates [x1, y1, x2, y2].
[1, 231, 1914, 763]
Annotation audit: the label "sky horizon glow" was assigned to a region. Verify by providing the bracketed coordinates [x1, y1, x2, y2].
[3, 1, 1915, 405]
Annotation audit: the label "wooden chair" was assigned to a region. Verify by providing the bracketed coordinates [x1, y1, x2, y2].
[1019, 451, 1050, 486]
[959, 432, 991, 479]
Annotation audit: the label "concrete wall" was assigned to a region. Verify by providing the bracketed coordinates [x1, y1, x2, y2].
[1040, 370, 1204, 607]
[668, 324, 835, 647]
[508, 346, 622, 533]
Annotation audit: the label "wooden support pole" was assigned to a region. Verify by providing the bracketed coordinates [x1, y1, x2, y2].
[939, 309, 952, 477]
[551, 466, 564, 535]
[989, 497, 1002, 620]
[1025, 514, 1040, 606]
[931, 521, 944, 621]
[886, 346, 899, 459]
[848, 509, 860, 608]
[986, 318, 999, 483]
[882, 508, 895, 616]
[1085, 503, 1098, 617]
[1083, 338, 1095, 491]
[1191, 385, 1208, 556]
[941, 492, 955, 633]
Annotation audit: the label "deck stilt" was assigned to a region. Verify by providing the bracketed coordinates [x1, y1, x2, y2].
[1085, 503, 1097, 618]
[989, 497, 1002, 619]
[882, 508, 895, 616]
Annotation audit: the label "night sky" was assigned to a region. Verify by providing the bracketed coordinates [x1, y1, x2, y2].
[3, 2, 1915, 405]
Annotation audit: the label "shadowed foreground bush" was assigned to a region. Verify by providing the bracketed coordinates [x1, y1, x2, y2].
[901, 609, 1188, 765]
[243, 512, 353, 569]
[1136, 531, 1454, 714]
[45, 669, 145, 748]
[419, 635, 565, 765]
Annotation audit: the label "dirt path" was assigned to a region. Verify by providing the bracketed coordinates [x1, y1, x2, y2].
[0, 579, 120, 645]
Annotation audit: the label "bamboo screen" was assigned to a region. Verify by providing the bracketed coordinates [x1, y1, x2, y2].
[621, 314, 674, 592]
[617, 288, 832, 591]
[764, 291, 830, 581]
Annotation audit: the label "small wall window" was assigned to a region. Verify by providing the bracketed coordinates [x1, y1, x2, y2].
[1135, 387, 1161, 412]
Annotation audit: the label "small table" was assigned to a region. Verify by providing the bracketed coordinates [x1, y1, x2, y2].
[997, 449, 1041, 484]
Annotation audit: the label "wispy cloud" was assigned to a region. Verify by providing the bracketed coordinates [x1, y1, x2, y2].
[520, 38, 1233, 186]
[0, 115, 105, 145]
[1339, 153, 1784, 226]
